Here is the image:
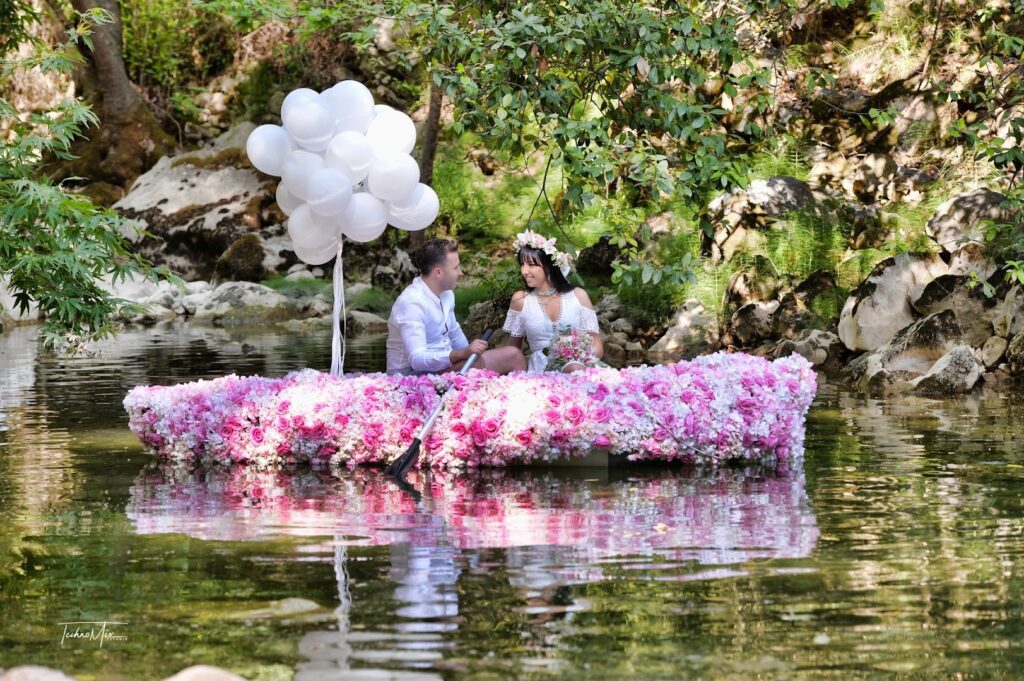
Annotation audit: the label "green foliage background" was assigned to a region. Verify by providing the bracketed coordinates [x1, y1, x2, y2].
[2, 0, 1022, 339]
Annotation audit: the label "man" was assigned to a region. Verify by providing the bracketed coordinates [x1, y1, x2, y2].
[386, 239, 526, 375]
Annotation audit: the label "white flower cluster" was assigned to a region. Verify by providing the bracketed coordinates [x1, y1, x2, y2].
[513, 229, 574, 277]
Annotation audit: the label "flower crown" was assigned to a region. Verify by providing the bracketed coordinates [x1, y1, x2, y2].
[513, 229, 573, 277]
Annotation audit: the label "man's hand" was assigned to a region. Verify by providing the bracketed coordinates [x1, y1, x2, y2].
[467, 337, 489, 356]
[451, 337, 489, 364]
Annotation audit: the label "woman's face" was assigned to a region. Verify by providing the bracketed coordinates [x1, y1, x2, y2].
[520, 256, 549, 290]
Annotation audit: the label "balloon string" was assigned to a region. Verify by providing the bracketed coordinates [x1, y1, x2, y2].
[330, 239, 346, 377]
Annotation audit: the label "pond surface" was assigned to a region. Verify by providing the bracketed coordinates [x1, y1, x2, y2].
[2, 322, 1024, 680]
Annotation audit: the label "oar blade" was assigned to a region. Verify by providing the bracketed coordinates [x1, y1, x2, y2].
[387, 438, 421, 478]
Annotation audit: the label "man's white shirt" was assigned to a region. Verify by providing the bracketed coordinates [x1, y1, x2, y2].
[386, 276, 469, 374]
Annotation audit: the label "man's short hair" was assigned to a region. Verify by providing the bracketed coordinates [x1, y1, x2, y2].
[413, 239, 458, 275]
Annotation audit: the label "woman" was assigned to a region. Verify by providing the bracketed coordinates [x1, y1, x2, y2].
[502, 230, 604, 372]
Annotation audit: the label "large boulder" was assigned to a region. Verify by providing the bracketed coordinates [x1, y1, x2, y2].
[885, 94, 957, 156]
[191, 282, 300, 326]
[215, 233, 268, 282]
[980, 335, 1009, 369]
[910, 345, 984, 395]
[991, 285, 1024, 338]
[114, 123, 281, 280]
[646, 299, 720, 363]
[773, 329, 849, 375]
[845, 310, 964, 393]
[912, 274, 1003, 348]
[725, 300, 778, 348]
[772, 269, 837, 340]
[346, 310, 388, 335]
[706, 176, 815, 261]
[926, 188, 1012, 253]
[838, 252, 948, 352]
[947, 242, 998, 280]
[845, 153, 897, 204]
[725, 256, 787, 308]
[1007, 330, 1024, 377]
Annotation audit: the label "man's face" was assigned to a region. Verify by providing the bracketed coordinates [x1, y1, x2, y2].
[437, 251, 462, 291]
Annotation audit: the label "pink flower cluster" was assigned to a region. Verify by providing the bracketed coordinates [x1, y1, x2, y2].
[124, 352, 816, 471]
[547, 325, 597, 370]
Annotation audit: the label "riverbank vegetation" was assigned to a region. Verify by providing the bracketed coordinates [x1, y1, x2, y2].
[2, 0, 1021, 348]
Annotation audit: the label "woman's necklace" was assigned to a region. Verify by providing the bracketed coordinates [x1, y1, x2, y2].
[534, 286, 560, 327]
[534, 287, 557, 306]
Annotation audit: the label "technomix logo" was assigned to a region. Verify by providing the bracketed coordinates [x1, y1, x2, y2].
[58, 621, 129, 647]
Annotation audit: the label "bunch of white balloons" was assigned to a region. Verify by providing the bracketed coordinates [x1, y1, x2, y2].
[245, 80, 440, 265]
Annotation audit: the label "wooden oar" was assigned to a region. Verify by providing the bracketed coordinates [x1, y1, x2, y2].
[387, 328, 494, 479]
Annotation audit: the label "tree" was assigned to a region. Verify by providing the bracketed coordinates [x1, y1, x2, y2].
[1, 6, 175, 346]
[51, 0, 174, 189]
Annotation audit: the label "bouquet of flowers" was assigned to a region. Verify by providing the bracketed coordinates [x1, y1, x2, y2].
[546, 325, 597, 371]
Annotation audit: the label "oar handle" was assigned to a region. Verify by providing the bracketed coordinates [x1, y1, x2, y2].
[416, 328, 493, 439]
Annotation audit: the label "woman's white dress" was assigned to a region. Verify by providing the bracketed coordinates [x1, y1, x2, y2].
[502, 289, 601, 372]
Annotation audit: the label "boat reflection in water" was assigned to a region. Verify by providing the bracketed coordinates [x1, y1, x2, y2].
[127, 464, 818, 564]
[127, 465, 819, 677]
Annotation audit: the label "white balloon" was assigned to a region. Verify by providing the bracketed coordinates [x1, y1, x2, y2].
[341, 193, 388, 242]
[325, 131, 375, 183]
[321, 81, 375, 134]
[288, 203, 341, 250]
[282, 88, 320, 111]
[374, 104, 394, 116]
[365, 109, 416, 156]
[386, 183, 439, 231]
[275, 182, 303, 215]
[334, 79, 375, 107]
[306, 167, 354, 217]
[281, 150, 324, 201]
[245, 124, 293, 176]
[283, 96, 334, 152]
[292, 237, 340, 266]
[367, 153, 420, 202]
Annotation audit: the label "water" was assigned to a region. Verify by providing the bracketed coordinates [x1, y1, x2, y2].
[3, 322, 1024, 679]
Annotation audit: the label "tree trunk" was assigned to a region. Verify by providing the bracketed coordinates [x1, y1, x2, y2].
[57, 0, 174, 192]
[410, 82, 445, 251]
[71, 0, 143, 115]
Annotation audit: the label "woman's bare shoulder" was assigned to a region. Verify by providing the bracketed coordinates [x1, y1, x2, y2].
[572, 287, 595, 309]
[510, 290, 528, 311]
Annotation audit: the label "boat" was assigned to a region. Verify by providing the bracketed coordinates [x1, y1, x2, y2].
[123, 352, 817, 471]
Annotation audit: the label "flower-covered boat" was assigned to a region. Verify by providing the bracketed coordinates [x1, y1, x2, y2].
[124, 352, 817, 471]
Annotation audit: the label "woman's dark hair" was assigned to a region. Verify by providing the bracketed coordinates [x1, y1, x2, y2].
[413, 239, 458, 275]
[517, 245, 574, 293]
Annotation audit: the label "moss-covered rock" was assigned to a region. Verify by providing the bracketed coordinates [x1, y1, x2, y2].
[1007, 331, 1024, 377]
[215, 233, 267, 282]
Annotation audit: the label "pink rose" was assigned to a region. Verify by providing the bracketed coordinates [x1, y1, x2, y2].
[566, 405, 586, 426]
[251, 427, 264, 444]
[594, 435, 611, 447]
[516, 430, 533, 447]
